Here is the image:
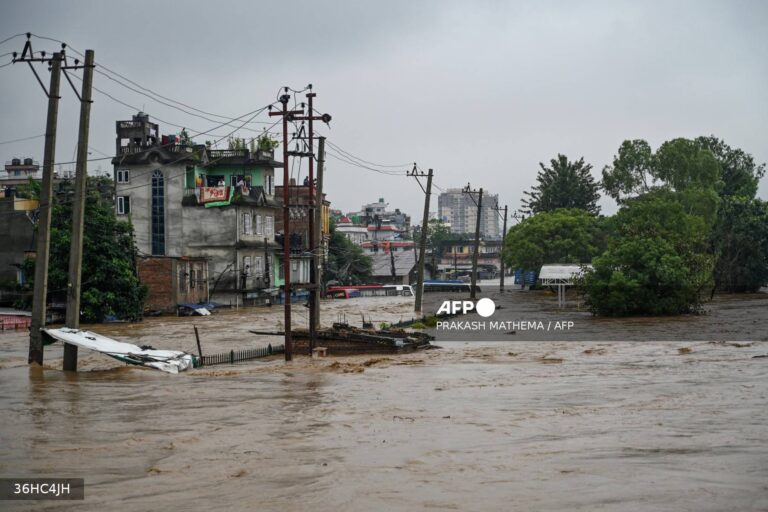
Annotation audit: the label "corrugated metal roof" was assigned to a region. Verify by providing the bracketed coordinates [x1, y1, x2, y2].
[371, 251, 416, 277]
[538, 264, 592, 284]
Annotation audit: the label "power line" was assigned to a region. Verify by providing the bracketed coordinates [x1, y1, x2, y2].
[28, 33, 272, 131]
[325, 139, 411, 169]
[325, 147, 407, 176]
[1, 108, 279, 216]
[93, 69, 270, 133]
[0, 33, 26, 47]
[66, 69, 284, 144]
[0, 134, 46, 145]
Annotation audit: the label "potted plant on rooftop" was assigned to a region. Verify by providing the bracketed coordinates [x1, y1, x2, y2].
[255, 131, 279, 161]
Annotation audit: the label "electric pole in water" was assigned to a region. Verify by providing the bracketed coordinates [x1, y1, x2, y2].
[269, 91, 304, 361]
[313, 137, 326, 337]
[409, 166, 432, 313]
[462, 183, 483, 300]
[292, 88, 331, 354]
[63, 49, 95, 372]
[491, 204, 508, 292]
[13, 35, 63, 365]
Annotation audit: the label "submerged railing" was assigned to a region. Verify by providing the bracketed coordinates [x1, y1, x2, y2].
[199, 344, 284, 367]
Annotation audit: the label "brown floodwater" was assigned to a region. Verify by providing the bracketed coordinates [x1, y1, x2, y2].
[1, 288, 767, 511]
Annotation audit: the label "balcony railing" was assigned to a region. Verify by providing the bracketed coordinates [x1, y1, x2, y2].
[207, 149, 248, 159]
[118, 145, 151, 155]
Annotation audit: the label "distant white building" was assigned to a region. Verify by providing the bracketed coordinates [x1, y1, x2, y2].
[340, 198, 415, 253]
[335, 216, 368, 244]
[438, 188, 500, 239]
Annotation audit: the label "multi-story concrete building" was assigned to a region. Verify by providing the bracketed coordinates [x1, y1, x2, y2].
[343, 198, 415, 254]
[438, 188, 500, 239]
[0, 157, 57, 298]
[112, 112, 284, 306]
[335, 216, 368, 244]
[0, 195, 37, 290]
[348, 198, 411, 233]
[436, 239, 503, 279]
[2, 157, 40, 185]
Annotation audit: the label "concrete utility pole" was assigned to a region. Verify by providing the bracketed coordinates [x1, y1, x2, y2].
[463, 184, 483, 300]
[14, 41, 64, 365]
[491, 204, 508, 293]
[63, 49, 95, 372]
[409, 167, 433, 313]
[269, 91, 304, 361]
[312, 137, 326, 340]
[306, 91, 317, 352]
[390, 244, 396, 279]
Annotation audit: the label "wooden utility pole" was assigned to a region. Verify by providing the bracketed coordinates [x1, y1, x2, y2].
[312, 137, 326, 338]
[410, 167, 432, 313]
[63, 49, 95, 372]
[463, 184, 483, 300]
[269, 92, 304, 361]
[25, 51, 63, 365]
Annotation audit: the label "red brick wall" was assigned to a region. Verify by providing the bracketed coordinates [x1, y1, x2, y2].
[137, 257, 174, 312]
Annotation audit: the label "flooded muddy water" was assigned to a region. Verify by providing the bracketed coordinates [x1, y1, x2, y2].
[1, 287, 767, 511]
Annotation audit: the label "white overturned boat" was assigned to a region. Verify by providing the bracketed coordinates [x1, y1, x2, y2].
[43, 328, 195, 374]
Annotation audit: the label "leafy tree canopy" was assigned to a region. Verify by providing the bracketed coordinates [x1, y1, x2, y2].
[694, 135, 765, 199]
[17, 177, 146, 322]
[711, 197, 768, 292]
[412, 219, 468, 258]
[582, 192, 715, 316]
[521, 154, 601, 215]
[602, 136, 764, 203]
[503, 208, 606, 271]
[583, 236, 702, 316]
[325, 221, 372, 285]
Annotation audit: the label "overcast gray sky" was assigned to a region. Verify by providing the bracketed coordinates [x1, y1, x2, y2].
[1, 0, 766, 221]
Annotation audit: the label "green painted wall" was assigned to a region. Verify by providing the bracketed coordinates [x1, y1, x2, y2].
[188, 164, 271, 188]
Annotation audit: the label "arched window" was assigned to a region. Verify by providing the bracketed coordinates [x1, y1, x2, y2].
[151, 170, 165, 255]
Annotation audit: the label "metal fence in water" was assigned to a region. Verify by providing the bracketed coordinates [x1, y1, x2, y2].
[200, 344, 284, 367]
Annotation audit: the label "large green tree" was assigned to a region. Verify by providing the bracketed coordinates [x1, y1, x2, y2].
[325, 222, 372, 285]
[503, 208, 606, 271]
[711, 197, 768, 292]
[412, 219, 464, 259]
[601, 135, 768, 296]
[521, 154, 601, 215]
[601, 136, 758, 203]
[18, 177, 146, 322]
[694, 136, 765, 199]
[582, 191, 714, 316]
[583, 237, 702, 316]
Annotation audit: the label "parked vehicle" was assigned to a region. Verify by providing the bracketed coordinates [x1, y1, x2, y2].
[326, 284, 414, 299]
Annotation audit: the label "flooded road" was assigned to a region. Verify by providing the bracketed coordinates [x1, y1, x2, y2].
[1, 289, 767, 511]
